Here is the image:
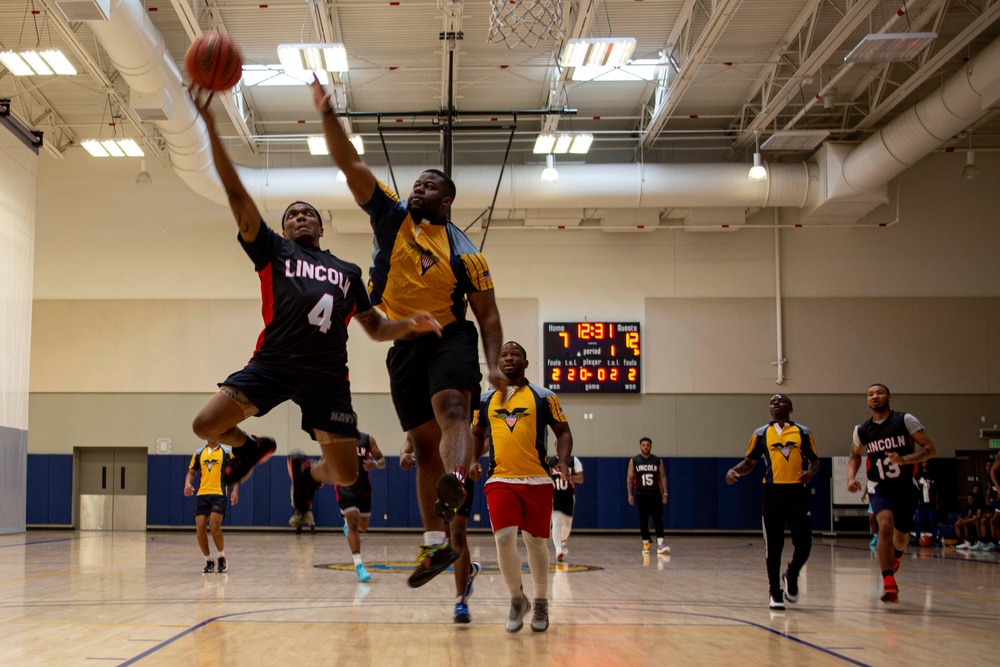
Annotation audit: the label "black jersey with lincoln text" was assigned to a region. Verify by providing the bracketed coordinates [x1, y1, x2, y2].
[857, 411, 917, 497]
[338, 433, 372, 496]
[239, 223, 371, 372]
[632, 454, 662, 496]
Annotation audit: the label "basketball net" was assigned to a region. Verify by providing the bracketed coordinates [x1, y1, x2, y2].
[488, 0, 565, 49]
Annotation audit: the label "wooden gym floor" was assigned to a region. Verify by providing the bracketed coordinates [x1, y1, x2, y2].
[0, 530, 997, 666]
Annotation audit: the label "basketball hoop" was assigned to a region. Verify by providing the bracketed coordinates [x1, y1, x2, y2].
[488, 0, 565, 49]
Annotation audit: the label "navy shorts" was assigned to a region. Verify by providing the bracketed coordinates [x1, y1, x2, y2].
[195, 494, 227, 517]
[870, 487, 918, 534]
[221, 360, 359, 439]
[386, 320, 482, 431]
[456, 476, 476, 519]
[336, 487, 372, 516]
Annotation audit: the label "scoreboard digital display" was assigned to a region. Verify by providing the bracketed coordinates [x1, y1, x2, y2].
[543, 322, 641, 393]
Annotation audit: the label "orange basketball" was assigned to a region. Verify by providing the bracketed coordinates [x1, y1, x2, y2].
[918, 534, 933, 548]
[185, 32, 243, 92]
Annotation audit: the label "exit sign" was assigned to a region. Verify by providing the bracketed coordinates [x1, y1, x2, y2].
[991, 439, 1000, 449]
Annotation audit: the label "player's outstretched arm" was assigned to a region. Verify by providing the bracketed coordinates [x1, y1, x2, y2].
[551, 422, 573, 482]
[468, 289, 505, 392]
[310, 77, 376, 206]
[191, 89, 261, 242]
[354, 307, 442, 342]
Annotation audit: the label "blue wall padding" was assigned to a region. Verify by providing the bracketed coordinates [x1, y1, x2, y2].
[27, 454, 846, 531]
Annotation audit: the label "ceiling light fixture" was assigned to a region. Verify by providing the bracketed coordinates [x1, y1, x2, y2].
[307, 135, 363, 156]
[748, 132, 767, 181]
[962, 151, 980, 180]
[559, 38, 636, 68]
[135, 159, 152, 186]
[541, 154, 559, 183]
[81, 138, 144, 157]
[0, 49, 77, 76]
[844, 32, 937, 63]
[277, 43, 349, 72]
[532, 132, 593, 155]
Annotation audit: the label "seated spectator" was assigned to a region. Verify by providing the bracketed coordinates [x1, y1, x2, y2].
[954, 483, 986, 550]
[973, 486, 998, 551]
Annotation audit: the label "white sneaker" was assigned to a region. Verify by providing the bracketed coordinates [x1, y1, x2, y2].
[657, 542, 670, 554]
[505, 591, 532, 633]
[956, 541, 972, 550]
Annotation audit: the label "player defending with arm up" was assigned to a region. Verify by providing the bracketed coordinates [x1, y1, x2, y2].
[310, 77, 506, 588]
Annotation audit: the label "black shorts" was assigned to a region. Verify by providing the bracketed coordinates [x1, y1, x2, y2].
[456, 476, 476, 519]
[195, 494, 227, 517]
[553, 493, 575, 517]
[386, 320, 482, 431]
[870, 487, 918, 534]
[336, 487, 372, 516]
[221, 360, 359, 439]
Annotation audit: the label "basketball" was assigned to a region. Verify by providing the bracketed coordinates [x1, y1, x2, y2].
[185, 32, 243, 92]
[919, 534, 933, 547]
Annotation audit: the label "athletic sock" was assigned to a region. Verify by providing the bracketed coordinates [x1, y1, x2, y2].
[217, 550, 225, 559]
[352, 553, 363, 567]
[881, 569, 893, 578]
[894, 548, 904, 558]
[423, 531, 446, 546]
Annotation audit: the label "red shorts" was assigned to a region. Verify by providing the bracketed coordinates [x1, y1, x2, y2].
[484, 481, 554, 538]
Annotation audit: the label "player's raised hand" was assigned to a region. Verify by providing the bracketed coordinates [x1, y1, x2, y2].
[310, 74, 333, 113]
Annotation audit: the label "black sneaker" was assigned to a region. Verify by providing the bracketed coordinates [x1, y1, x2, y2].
[407, 542, 459, 588]
[287, 455, 317, 513]
[217, 556, 228, 574]
[222, 436, 277, 485]
[505, 590, 532, 633]
[433, 473, 467, 522]
[782, 567, 798, 603]
[530, 599, 549, 632]
[202, 559, 215, 574]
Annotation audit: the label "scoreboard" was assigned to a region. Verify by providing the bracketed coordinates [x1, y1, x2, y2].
[543, 322, 641, 393]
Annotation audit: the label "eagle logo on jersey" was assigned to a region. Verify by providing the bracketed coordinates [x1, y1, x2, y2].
[770, 441, 799, 461]
[205, 460, 217, 471]
[494, 407, 529, 432]
[407, 242, 440, 275]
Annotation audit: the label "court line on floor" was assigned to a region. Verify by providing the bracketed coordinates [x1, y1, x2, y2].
[114, 603, 874, 667]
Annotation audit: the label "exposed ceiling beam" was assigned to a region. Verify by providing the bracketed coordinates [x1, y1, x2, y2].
[731, 0, 882, 153]
[169, 0, 259, 153]
[640, 0, 744, 150]
[854, 0, 1000, 131]
[34, 1, 164, 160]
[540, 0, 599, 133]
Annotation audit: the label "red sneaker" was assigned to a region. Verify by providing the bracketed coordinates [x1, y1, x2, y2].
[880, 575, 899, 603]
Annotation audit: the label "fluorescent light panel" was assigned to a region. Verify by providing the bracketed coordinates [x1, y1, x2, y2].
[844, 32, 937, 63]
[559, 38, 636, 68]
[277, 43, 348, 72]
[81, 139, 144, 157]
[307, 135, 363, 156]
[0, 49, 76, 75]
[532, 132, 594, 155]
[761, 130, 829, 151]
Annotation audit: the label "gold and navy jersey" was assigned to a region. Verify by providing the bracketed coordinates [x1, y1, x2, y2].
[189, 445, 232, 496]
[475, 382, 568, 479]
[745, 421, 819, 485]
[239, 222, 371, 371]
[361, 182, 493, 326]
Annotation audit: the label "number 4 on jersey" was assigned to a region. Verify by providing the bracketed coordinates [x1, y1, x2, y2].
[307, 293, 335, 333]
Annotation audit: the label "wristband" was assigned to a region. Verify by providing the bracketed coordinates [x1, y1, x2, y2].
[374, 456, 386, 469]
